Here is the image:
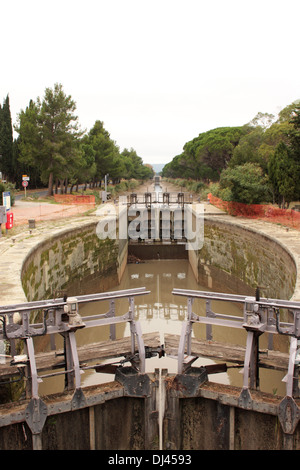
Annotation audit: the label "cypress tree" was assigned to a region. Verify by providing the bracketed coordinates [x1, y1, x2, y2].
[290, 105, 300, 160]
[0, 95, 13, 182]
[288, 105, 300, 200]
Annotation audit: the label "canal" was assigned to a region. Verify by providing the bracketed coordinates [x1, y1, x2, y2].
[37, 257, 286, 398]
[36, 178, 286, 398]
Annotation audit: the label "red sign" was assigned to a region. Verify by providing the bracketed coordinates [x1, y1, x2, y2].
[22, 180, 28, 188]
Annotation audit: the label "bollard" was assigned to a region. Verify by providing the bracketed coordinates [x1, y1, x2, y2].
[28, 219, 35, 229]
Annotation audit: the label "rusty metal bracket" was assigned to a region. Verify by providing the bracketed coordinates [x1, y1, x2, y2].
[25, 397, 48, 435]
[1, 309, 49, 340]
[278, 396, 300, 434]
[238, 387, 253, 410]
[115, 366, 151, 397]
[71, 388, 86, 410]
[173, 367, 208, 397]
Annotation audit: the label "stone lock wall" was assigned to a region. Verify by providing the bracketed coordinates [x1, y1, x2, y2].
[21, 222, 120, 301]
[190, 217, 297, 300]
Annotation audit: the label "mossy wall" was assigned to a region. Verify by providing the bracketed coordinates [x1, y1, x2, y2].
[21, 222, 120, 301]
[192, 218, 296, 300]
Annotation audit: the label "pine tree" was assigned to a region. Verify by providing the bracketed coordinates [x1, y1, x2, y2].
[16, 84, 82, 195]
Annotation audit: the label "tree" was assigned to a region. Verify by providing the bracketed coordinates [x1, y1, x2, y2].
[289, 103, 300, 161]
[219, 163, 270, 204]
[75, 140, 97, 189]
[229, 104, 299, 176]
[16, 83, 82, 195]
[229, 126, 265, 169]
[248, 112, 276, 129]
[195, 127, 243, 175]
[267, 102, 300, 208]
[268, 142, 300, 208]
[161, 155, 184, 178]
[257, 120, 292, 167]
[121, 148, 152, 180]
[277, 101, 300, 123]
[0, 95, 14, 181]
[86, 120, 123, 185]
[162, 127, 245, 181]
[16, 99, 43, 185]
[11, 137, 41, 189]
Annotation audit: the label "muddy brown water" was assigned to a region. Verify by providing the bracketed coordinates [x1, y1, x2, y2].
[37, 258, 286, 397]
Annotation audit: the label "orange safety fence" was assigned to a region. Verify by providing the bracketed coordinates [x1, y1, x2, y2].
[207, 193, 300, 231]
[54, 194, 96, 206]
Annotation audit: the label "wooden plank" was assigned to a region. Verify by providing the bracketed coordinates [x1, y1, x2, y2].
[0, 332, 161, 378]
[164, 334, 289, 372]
[0, 332, 289, 380]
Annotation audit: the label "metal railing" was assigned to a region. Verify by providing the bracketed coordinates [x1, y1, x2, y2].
[0, 288, 150, 399]
[3, 286, 300, 446]
[1, 286, 300, 405]
[172, 288, 300, 400]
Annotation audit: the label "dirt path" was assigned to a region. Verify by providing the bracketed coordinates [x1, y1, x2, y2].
[10, 200, 93, 227]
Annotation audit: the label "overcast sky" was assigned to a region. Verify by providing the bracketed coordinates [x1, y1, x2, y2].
[1, 0, 300, 165]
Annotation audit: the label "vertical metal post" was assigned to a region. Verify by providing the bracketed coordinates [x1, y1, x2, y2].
[285, 336, 298, 397]
[26, 337, 39, 398]
[267, 307, 274, 350]
[242, 330, 261, 390]
[6, 313, 16, 356]
[206, 299, 213, 341]
[186, 297, 193, 355]
[109, 300, 116, 340]
[24, 337, 48, 448]
[23, 311, 30, 336]
[242, 331, 254, 389]
[178, 321, 189, 374]
[68, 331, 82, 390]
[128, 296, 146, 373]
[63, 333, 74, 390]
[48, 309, 56, 350]
[135, 321, 146, 373]
[177, 297, 194, 374]
[250, 332, 261, 390]
[129, 297, 135, 354]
